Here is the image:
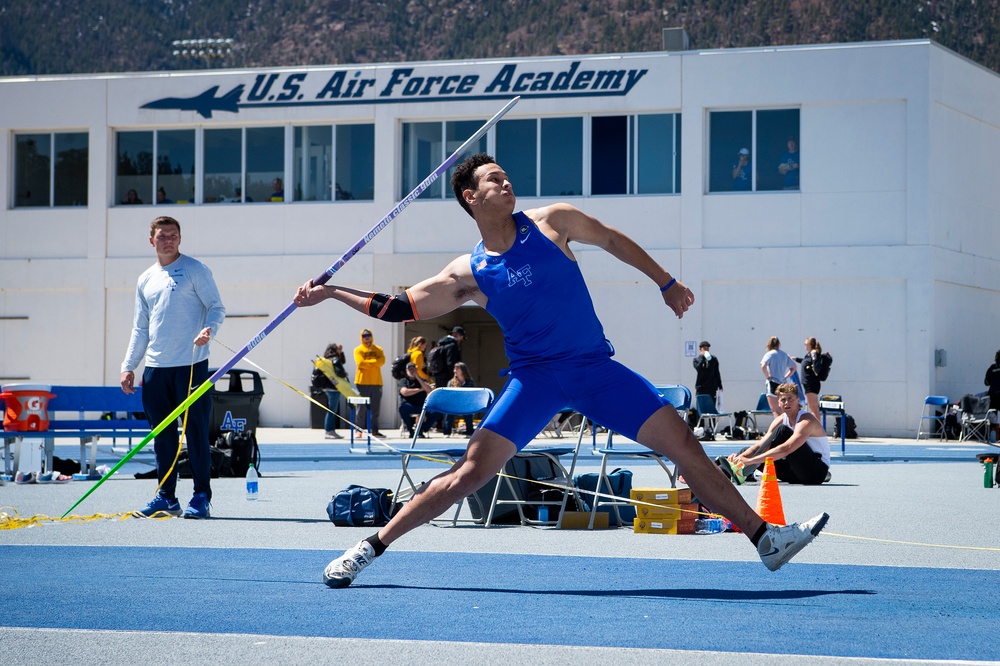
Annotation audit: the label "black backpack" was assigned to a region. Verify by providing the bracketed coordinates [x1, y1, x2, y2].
[815, 352, 833, 381]
[214, 430, 260, 476]
[834, 414, 858, 439]
[426, 344, 448, 375]
[390, 353, 411, 380]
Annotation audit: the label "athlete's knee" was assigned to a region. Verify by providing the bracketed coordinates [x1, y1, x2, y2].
[451, 462, 500, 496]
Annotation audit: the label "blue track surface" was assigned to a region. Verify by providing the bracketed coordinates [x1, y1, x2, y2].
[5, 545, 997, 661]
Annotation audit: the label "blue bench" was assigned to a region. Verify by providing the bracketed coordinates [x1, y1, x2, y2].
[2, 385, 152, 479]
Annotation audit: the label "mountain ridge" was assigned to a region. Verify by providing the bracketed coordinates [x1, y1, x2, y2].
[1, 1, 997, 76]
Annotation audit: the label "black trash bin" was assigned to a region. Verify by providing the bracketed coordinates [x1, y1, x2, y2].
[209, 368, 264, 440]
[310, 388, 326, 429]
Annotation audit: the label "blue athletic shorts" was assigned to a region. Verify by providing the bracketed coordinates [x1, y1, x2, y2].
[479, 356, 669, 450]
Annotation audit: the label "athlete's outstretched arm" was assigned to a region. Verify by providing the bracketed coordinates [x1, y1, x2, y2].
[294, 254, 484, 320]
[535, 203, 695, 319]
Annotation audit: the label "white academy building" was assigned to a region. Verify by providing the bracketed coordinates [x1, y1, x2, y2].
[1, 38, 998, 437]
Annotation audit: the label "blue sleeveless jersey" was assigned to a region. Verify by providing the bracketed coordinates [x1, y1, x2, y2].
[470, 211, 610, 369]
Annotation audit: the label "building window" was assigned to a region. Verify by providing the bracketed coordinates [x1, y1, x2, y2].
[246, 127, 284, 202]
[401, 120, 487, 200]
[540, 117, 582, 196]
[592, 116, 629, 195]
[497, 114, 680, 198]
[294, 126, 331, 201]
[116, 130, 195, 205]
[157, 130, 195, 204]
[335, 124, 375, 200]
[293, 124, 374, 201]
[116, 131, 153, 205]
[708, 108, 800, 193]
[400, 113, 681, 201]
[14, 132, 89, 207]
[117, 124, 371, 205]
[635, 113, 681, 195]
[495, 118, 537, 197]
[590, 113, 682, 196]
[201, 127, 286, 204]
[203, 128, 243, 203]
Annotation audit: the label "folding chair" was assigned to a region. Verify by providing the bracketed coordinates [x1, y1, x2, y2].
[485, 443, 582, 528]
[574, 384, 691, 454]
[959, 394, 993, 443]
[538, 408, 582, 438]
[660, 385, 693, 420]
[586, 384, 692, 529]
[391, 387, 494, 526]
[916, 395, 949, 441]
[695, 393, 732, 439]
[748, 393, 773, 434]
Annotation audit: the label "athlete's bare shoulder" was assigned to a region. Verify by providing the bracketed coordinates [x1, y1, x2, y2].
[522, 202, 584, 228]
[523, 203, 609, 252]
[521, 203, 585, 244]
[444, 253, 475, 282]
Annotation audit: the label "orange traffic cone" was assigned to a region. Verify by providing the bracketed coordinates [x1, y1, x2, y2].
[755, 457, 786, 526]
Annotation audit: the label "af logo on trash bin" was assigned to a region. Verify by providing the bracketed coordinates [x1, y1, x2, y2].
[221, 411, 247, 433]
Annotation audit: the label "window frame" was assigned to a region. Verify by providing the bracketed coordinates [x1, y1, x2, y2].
[292, 123, 376, 202]
[402, 112, 681, 202]
[588, 112, 682, 197]
[707, 107, 800, 194]
[13, 130, 89, 208]
[115, 129, 199, 206]
[113, 123, 377, 206]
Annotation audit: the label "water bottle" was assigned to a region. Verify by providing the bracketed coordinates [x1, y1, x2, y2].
[985, 458, 995, 489]
[246, 464, 259, 501]
[695, 517, 724, 534]
[537, 506, 549, 522]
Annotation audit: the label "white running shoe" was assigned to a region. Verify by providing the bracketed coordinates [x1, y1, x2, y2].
[323, 540, 376, 588]
[757, 513, 829, 571]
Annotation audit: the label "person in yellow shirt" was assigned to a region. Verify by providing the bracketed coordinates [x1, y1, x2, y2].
[354, 328, 385, 437]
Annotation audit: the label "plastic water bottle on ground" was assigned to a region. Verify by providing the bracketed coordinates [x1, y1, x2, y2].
[246, 464, 259, 501]
[695, 517, 724, 534]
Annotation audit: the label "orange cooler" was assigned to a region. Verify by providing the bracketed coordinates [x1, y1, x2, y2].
[0, 384, 56, 432]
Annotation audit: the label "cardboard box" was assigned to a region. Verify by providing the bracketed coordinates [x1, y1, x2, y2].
[630, 487, 694, 505]
[558, 511, 610, 530]
[633, 518, 697, 535]
[636, 502, 700, 520]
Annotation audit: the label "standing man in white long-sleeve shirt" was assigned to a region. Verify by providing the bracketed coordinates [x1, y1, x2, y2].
[121, 216, 225, 519]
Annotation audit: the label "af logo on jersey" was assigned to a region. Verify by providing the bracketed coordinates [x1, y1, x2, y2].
[507, 264, 532, 287]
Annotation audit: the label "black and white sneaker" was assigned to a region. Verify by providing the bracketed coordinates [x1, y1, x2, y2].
[323, 540, 376, 588]
[757, 513, 829, 571]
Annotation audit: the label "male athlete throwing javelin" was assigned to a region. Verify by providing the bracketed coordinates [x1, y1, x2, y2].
[294, 153, 828, 588]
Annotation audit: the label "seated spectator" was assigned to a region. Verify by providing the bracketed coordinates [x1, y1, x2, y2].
[723, 382, 831, 485]
[123, 188, 143, 205]
[270, 177, 284, 201]
[398, 362, 432, 438]
[443, 362, 475, 437]
[156, 187, 173, 205]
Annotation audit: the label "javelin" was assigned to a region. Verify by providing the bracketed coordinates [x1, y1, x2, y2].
[63, 96, 521, 518]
